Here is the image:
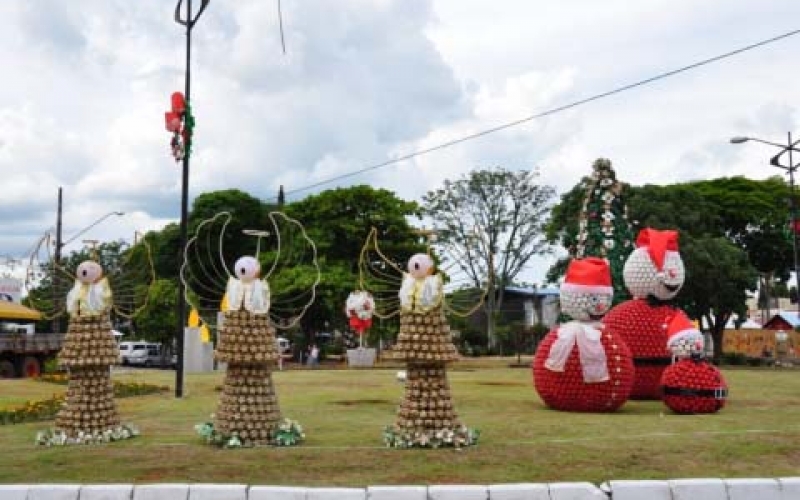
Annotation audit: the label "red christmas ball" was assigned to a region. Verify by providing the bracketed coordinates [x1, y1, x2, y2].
[533, 324, 635, 412]
[603, 299, 680, 400]
[660, 358, 727, 414]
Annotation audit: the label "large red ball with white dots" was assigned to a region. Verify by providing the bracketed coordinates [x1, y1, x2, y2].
[533, 325, 635, 412]
[660, 358, 727, 414]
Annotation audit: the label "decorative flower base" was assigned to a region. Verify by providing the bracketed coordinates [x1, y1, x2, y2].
[383, 423, 479, 449]
[196, 418, 305, 448]
[36, 424, 139, 446]
[660, 358, 728, 414]
[387, 363, 478, 449]
[533, 325, 635, 412]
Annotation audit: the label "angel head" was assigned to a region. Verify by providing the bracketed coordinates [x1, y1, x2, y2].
[407, 253, 434, 279]
[623, 228, 685, 300]
[560, 257, 613, 322]
[76, 260, 104, 284]
[233, 256, 261, 283]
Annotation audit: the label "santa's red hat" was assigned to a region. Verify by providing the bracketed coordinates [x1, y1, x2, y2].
[561, 257, 613, 295]
[636, 228, 679, 271]
[666, 312, 701, 346]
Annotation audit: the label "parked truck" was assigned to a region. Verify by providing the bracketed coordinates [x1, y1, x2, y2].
[0, 301, 64, 378]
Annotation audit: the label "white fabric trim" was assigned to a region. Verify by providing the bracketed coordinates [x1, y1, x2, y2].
[544, 321, 609, 383]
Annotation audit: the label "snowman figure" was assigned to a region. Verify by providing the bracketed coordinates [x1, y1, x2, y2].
[533, 257, 634, 412]
[660, 313, 728, 414]
[603, 228, 687, 399]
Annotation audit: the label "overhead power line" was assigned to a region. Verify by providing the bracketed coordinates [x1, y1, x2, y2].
[281, 27, 800, 199]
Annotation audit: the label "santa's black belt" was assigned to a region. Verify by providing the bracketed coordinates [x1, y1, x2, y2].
[634, 357, 672, 366]
[662, 386, 728, 399]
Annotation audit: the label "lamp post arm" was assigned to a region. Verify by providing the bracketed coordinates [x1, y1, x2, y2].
[61, 211, 125, 248]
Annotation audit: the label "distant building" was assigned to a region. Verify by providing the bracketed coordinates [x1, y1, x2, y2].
[501, 286, 561, 328]
[763, 311, 800, 331]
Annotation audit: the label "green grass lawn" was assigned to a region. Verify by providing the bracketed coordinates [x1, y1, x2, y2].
[1, 357, 799, 485]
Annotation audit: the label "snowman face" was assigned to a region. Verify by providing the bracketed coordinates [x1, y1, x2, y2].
[234, 256, 260, 283]
[76, 261, 103, 284]
[346, 291, 374, 318]
[560, 289, 613, 322]
[407, 254, 434, 279]
[623, 248, 685, 300]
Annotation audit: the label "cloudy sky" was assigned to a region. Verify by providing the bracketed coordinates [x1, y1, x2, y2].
[1, 0, 798, 283]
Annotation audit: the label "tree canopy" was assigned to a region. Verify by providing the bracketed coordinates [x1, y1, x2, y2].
[422, 167, 556, 350]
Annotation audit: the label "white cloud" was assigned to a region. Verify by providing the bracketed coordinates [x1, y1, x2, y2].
[0, 0, 799, 286]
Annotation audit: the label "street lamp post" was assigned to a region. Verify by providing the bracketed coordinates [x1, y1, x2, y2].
[731, 132, 800, 314]
[174, 0, 210, 398]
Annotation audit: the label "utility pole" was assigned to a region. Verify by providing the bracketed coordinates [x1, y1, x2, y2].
[53, 187, 63, 334]
[174, 0, 210, 398]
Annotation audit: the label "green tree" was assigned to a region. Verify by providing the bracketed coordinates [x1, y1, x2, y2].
[422, 167, 556, 351]
[134, 279, 179, 345]
[679, 235, 758, 360]
[283, 185, 423, 344]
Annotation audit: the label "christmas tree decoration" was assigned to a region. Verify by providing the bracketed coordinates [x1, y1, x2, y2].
[183, 212, 320, 447]
[575, 158, 635, 305]
[660, 357, 728, 414]
[360, 229, 481, 448]
[533, 257, 634, 412]
[603, 228, 688, 399]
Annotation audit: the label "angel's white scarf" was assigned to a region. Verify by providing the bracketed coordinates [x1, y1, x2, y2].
[227, 277, 270, 314]
[399, 273, 442, 312]
[67, 278, 111, 316]
[544, 321, 609, 383]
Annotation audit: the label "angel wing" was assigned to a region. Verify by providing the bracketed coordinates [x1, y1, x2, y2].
[181, 211, 321, 330]
[357, 227, 405, 319]
[261, 211, 321, 329]
[105, 239, 156, 319]
[181, 211, 236, 328]
[432, 238, 489, 318]
[24, 234, 155, 321]
[24, 232, 75, 320]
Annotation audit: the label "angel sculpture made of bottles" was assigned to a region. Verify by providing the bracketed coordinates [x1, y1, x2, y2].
[26, 233, 154, 445]
[182, 211, 320, 447]
[359, 227, 484, 448]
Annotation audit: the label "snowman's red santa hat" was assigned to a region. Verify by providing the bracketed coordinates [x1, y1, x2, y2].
[561, 257, 613, 295]
[666, 312, 701, 346]
[636, 228, 680, 271]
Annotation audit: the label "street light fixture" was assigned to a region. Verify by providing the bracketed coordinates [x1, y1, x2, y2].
[731, 132, 800, 315]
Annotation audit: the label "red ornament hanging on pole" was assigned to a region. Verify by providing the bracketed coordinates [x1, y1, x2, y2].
[164, 91, 194, 162]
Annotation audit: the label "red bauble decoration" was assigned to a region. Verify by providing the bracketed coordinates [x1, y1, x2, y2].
[603, 299, 679, 399]
[533, 325, 635, 412]
[660, 358, 727, 414]
[165, 111, 182, 133]
[348, 316, 372, 335]
[171, 92, 186, 114]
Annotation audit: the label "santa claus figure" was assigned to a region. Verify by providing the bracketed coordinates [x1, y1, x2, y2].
[533, 257, 634, 412]
[660, 313, 728, 414]
[603, 228, 687, 399]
